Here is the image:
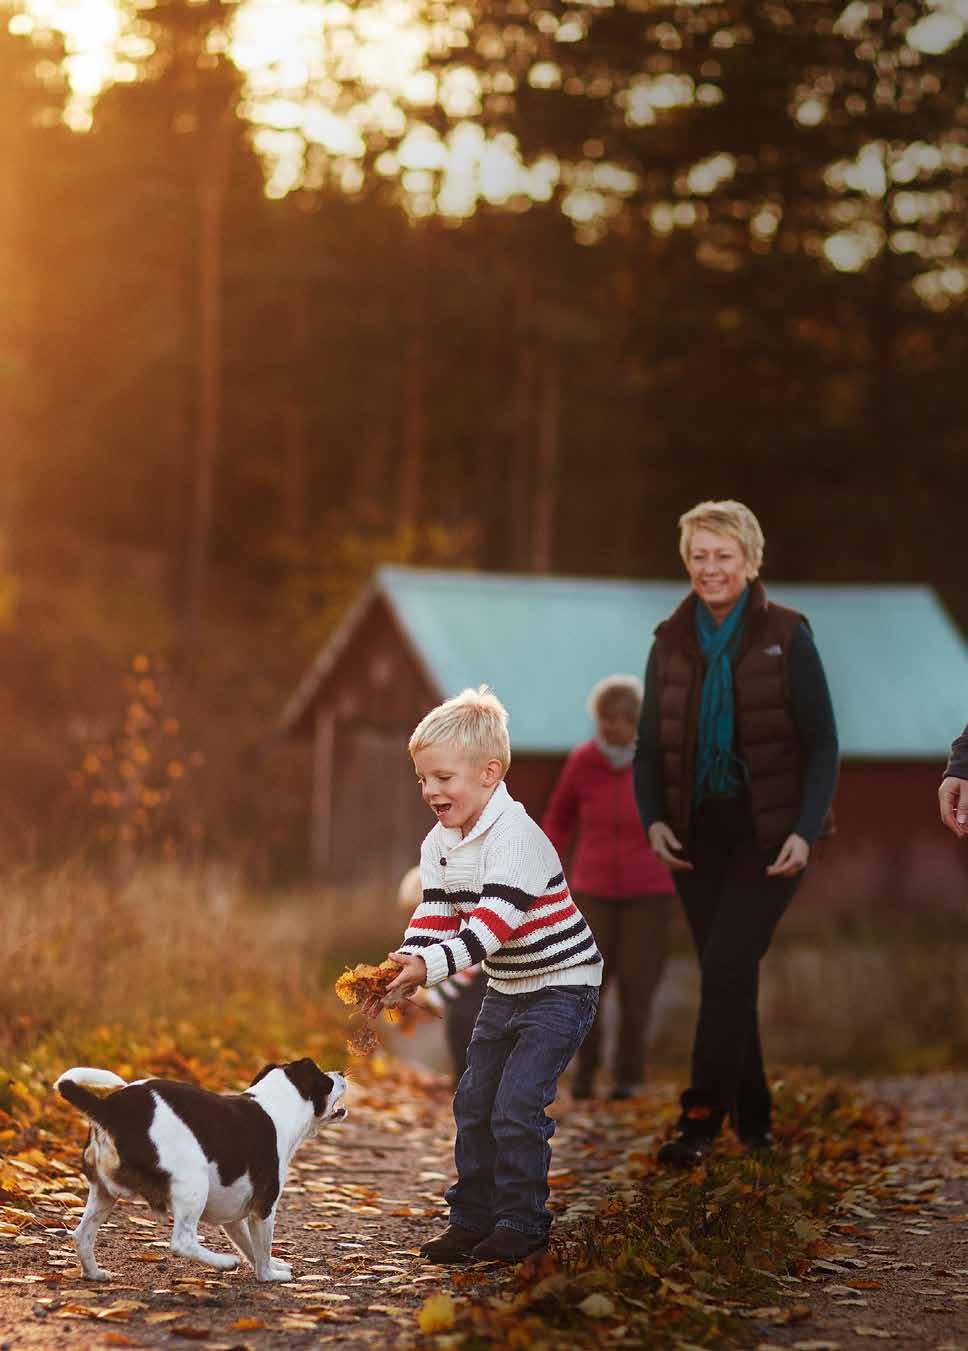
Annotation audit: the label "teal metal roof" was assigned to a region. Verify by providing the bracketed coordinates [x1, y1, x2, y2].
[374, 567, 967, 760]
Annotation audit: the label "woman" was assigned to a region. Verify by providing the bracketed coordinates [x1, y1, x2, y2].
[634, 500, 839, 1164]
[543, 675, 675, 1101]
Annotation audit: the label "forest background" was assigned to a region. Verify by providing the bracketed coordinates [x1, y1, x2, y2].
[1, 0, 966, 888]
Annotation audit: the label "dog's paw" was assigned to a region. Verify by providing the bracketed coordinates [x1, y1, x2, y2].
[84, 1266, 113, 1282]
[213, 1254, 241, 1272]
[258, 1264, 294, 1282]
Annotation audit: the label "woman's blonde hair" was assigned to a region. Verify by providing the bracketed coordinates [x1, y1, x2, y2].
[678, 499, 765, 577]
[409, 684, 511, 773]
[586, 674, 643, 721]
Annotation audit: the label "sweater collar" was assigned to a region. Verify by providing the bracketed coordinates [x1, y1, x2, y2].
[437, 779, 515, 850]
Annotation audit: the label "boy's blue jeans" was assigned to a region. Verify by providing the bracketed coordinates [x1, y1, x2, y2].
[446, 984, 599, 1238]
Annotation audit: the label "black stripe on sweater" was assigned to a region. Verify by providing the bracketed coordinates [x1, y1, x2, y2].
[444, 946, 457, 977]
[480, 882, 538, 913]
[444, 890, 482, 907]
[547, 872, 565, 889]
[420, 887, 482, 908]
[484, 934, 601, 976]
[490, 916, 589, 959]
[400, 935, 445, 951]
[457, 929, 488, 967]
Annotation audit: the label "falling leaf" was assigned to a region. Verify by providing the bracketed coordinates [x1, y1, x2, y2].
[417, 1293, 458, 1333]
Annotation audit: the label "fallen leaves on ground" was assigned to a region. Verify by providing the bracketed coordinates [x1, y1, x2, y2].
[420, 1073, 904, 1349]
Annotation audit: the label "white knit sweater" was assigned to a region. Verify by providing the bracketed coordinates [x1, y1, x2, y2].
[397, 782, 603, 996]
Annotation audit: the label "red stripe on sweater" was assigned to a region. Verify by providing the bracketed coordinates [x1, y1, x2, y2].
[514, 902, 577, 938]
[471, 907, 514, 943]
[411, 915, 461, 933]
[526, 887, 570, 913]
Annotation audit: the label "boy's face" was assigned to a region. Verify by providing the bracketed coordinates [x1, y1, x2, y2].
[413, 745, 503, 837]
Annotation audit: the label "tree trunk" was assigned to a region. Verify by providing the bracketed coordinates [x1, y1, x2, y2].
[511, 279, 535, 569]
[182, 105, 233, 664]
[532, 342, 560, 573]
[400, 229, 429, 548]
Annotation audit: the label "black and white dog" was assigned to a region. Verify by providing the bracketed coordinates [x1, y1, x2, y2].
[54, 1058, 346, 1282]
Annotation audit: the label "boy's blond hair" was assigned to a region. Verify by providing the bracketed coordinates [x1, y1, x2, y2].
[678, 499, 765, 577]
[409, 685, 512, 774]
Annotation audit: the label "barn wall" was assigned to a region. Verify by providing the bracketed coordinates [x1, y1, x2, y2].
[310, 597, 440, 884]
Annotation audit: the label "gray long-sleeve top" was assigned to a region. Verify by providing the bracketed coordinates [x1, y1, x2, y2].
[634, 622, 839, 845]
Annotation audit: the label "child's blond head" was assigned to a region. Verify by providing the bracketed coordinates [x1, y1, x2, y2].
[409, 685, 511, 774]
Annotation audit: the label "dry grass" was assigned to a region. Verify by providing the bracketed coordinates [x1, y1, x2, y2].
[0, 862, 401, 1062]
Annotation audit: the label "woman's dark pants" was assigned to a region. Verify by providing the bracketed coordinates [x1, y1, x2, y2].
[572, 893, 672, 1090]
[444, 970, 488, 1084]
[674, 798, 802, 1142]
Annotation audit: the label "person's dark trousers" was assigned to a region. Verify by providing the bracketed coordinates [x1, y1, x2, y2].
[572, 893, 672, 1091]
[674, 797, 803, 1142]
[445, 970, 488, 1084]
[446, 984, 599, 1238]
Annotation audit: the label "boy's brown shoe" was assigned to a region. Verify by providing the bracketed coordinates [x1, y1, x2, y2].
[419, 1224, 488, 1264]
[470, 1227, 548, 1263]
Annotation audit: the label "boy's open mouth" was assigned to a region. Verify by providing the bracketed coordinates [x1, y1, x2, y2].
[432, 802, 452, 817]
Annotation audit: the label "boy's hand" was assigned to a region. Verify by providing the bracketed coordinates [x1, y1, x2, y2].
[359, 952, 427, 1016]
[384, 952, 427, 1002]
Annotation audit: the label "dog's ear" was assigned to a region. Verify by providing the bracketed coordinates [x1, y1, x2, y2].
[248, 1063, 279, 1088]
[283, 1058, 333, 1116]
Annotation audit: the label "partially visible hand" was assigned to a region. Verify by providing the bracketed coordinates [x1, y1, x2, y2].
[766, 833, 810, 877]
[648, 822, 693, 871]
[382, 951, 428, 1005]
[358, 952, 426, 1016]
[939, 776, 968, 837]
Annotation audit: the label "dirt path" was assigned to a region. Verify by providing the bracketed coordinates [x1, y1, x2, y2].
[763, 1074, 968, 1351]
[2, 1071, 967, 1350]
[0, 1063, 661, 1350]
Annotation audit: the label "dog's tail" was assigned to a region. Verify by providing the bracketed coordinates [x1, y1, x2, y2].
[54, 1068, 127, 1126]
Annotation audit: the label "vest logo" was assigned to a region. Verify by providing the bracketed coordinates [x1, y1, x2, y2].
[763, 644, 782, 656]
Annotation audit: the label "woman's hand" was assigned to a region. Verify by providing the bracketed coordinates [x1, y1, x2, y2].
[766, 833, 810, 877]
[648, 822, 693, 871]
[939, 776, 968, 837]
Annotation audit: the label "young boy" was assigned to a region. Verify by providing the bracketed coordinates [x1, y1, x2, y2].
[368, 686, 602, 1264]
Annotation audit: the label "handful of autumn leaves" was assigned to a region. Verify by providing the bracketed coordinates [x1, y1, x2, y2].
[334, 960, 404, 1025]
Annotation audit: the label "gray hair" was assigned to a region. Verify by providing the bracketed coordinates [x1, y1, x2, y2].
[586, 674, 644, 720]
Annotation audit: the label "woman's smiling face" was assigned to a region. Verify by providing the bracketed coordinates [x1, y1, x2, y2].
[685, 527, 754, 619]
[413, 745, 503, 837]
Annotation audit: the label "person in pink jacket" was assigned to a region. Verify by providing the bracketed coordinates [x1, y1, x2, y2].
[542, 674, 674, 1100]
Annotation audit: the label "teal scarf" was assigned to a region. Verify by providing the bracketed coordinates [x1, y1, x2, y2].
[694, 587, 750, 801]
